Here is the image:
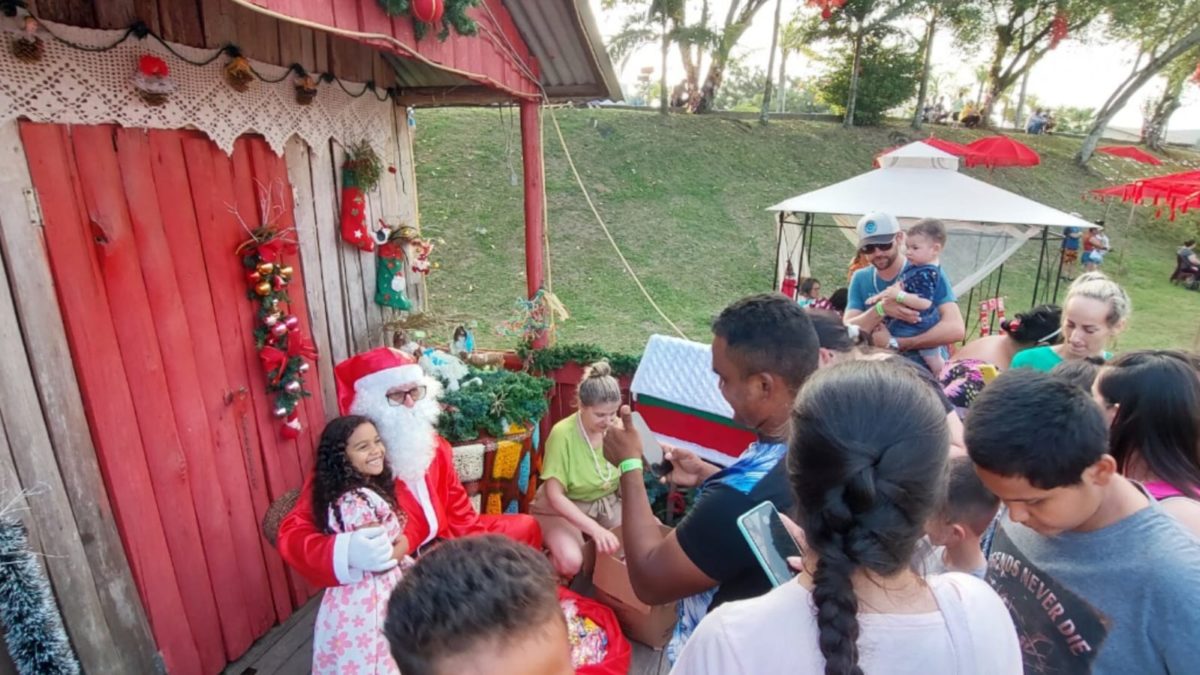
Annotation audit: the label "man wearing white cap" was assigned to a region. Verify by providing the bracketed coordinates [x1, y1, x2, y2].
[843, 212, 965, 366]
[276, 347, 542, 587]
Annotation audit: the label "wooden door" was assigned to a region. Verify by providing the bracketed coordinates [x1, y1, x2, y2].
[20, 122, 324, 675]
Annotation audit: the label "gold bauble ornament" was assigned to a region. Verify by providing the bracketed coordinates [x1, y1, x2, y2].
[255, 281, 272, 296]
[257, 262, 275, 276]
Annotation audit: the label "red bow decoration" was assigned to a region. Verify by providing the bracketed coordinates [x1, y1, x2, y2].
[139, 55, 169, 77]
[259, 346, 288, 383]
[256, 237, 297, 263]
[287, 334, 318, 361]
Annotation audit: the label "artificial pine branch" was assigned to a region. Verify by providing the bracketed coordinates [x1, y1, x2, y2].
[0, 515, 80, 674]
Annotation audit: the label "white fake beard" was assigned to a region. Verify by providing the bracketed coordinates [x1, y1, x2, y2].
[350, 378, 444, 484]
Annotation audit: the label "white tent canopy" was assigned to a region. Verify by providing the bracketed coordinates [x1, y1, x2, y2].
[768, 141, 1096, 297]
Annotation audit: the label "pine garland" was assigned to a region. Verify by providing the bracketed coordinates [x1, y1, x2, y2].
[0, 516, 80, 674]
[437, 368, 552, 442]
[520, 343, 641, 378]
[342, 141, 382, 192]
[374, 0, 482, 41]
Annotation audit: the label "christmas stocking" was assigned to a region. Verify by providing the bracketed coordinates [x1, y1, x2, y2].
[375, 241, 413, 310]
[339, 174, 375, 252]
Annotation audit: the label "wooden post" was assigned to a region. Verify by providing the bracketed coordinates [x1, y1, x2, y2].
[520, 99, 547, 348]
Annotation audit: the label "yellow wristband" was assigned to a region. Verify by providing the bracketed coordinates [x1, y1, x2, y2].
[619, 458, 644, 475]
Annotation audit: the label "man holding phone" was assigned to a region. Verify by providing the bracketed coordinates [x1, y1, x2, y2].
[603, 294, 820, 662]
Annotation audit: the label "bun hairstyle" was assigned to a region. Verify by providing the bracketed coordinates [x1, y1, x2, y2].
[1065, 272, 1132, 327]
[578, 360, 622, 408]
[789, 361, 948, 675]
[1000, 304, 1062, 345]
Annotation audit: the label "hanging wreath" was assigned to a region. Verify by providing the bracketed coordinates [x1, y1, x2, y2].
[807, 0, 846, 20]
[374, 0, 481, 40]
[1049, 8, 1068, 49]
[234, 181, 318, 439]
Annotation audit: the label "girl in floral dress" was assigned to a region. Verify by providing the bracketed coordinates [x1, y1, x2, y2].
[311, 415, 412, 675]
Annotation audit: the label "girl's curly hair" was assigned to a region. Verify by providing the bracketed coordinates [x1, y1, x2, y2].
[312, 415, 399, 534]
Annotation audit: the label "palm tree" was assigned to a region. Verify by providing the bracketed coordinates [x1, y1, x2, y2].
[604, 0, 685, 113]
[776, 14, 807, 113]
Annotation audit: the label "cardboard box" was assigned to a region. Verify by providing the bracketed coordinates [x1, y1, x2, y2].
[592, 524, 679, 649]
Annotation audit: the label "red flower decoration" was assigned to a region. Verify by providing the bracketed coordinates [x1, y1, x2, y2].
[1049, 9, 1068, 49]
[138, 55, 169, 78]
[808, 0, 846, 20]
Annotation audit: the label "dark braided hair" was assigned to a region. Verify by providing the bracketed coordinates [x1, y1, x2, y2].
[789, 360, 949, 675]
[312, 415, 398, 534]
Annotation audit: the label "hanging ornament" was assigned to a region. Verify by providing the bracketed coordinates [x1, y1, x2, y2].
[271, 322, 288, 337]
[294, 74, 318, 105]
[284, 315, 300, 331]
[256, 261, 275, 276]
[1049, 8, 1068, 49]
[780, 261, 798, 300]
[284, 380, 302, 394]
[264, 314, 279, 327]
[255, 280, 272, 296]
[131, 54, 176, 106]
[11, 16, 43, 63]
[411, 0, 445, 24]
[272, 275, 286, 291]
[280, 265, 294, 278]
[339, 142, 384, 252]
[281, 413, 302, 440]
[224, 55, 255, 92]
[298, 362, 310, 374]
[273, 406, 289, 418]
[807, 0, 846, 20]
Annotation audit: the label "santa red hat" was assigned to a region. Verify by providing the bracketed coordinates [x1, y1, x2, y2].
[334, 347, 424, 415]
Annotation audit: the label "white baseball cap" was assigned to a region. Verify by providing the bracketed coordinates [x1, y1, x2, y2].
[856, 212, 901, 246]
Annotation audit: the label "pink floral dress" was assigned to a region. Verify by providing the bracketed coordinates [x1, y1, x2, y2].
[312, 488, 411, 675]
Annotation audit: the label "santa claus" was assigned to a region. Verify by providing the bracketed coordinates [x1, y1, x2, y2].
[277, 347, 542, 586]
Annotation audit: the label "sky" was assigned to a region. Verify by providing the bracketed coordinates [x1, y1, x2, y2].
[591, 1, 1200, 132]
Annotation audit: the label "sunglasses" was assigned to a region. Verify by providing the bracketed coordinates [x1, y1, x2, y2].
[860, 240, 895, 254]
[386, 385, 427, 406]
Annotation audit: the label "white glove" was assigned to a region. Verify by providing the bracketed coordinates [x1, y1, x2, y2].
[346, 527, 398, 573]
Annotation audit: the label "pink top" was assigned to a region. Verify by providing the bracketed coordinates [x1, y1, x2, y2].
[1145, 480, 1189, 501]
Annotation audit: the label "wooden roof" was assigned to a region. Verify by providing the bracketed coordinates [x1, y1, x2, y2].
[27, 0, 620, 105]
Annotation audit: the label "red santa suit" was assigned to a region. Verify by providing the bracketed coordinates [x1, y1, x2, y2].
[277, 348, 541, 587]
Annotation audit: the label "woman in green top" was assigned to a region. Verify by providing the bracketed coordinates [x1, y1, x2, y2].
[1011, 272, 1130, 372]
[531, 361, 623, 579]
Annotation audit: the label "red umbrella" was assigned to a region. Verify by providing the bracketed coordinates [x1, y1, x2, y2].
[1097, 145, 1163, 165]
[1090, 169, 1200, 220]
[921, 136, 977, 158]
[964, 136, 1041, 168]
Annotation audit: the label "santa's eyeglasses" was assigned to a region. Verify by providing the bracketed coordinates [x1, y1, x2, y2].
[386, 385, 428, 406]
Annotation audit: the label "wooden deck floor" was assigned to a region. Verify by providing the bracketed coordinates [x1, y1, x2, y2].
[222, 596, 671, 675]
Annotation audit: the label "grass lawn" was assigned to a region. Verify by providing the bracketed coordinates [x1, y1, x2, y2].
[411, 108, 1200, 355]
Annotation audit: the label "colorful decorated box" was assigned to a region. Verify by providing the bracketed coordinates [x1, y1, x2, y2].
[630, 335, 756, 467]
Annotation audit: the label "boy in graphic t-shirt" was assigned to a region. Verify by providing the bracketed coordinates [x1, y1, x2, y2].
[966, 370, 1200, 674]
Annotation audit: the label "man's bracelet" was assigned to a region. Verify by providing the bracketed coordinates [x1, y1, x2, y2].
[875, 301, 886, 317]
[896, 291, 908, 304]
[619, 458, 644, 475]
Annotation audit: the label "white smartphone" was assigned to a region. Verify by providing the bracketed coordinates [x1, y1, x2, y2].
[736, 501, 803, 587]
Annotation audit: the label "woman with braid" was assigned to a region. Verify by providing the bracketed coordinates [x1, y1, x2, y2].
[671, 360, 1020, 674]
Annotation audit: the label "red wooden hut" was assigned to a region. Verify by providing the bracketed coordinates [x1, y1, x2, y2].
[0, 2, 619, 673]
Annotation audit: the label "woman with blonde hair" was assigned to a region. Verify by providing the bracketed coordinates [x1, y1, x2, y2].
[1011, 272, 1131, 372]
[531, 361, 623, 579]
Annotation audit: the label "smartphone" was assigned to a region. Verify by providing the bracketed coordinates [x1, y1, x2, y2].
[630, 411, 673, 477]
[736, 501, 803, 587]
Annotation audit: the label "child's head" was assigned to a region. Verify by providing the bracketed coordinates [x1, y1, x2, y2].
[1000, 304, 1062, 346]
[799, 277, 821, 298]
[1094, 350, 1200, 500]
[1061, 272, 1131, 359]
[904, 219, 946, 266]
[965, 370, 1114, 537]
[577, 360, 622, 433]
[926, 457, 1000, 548]
[384, 535, 571, 675]
[312, 415, 396, 534]
[1050, 355, 1105, 392]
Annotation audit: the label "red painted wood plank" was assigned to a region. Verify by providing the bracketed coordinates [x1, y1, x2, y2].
[245, 140, 323, 608]
[358, 0, 393, 37]
[184, 137, 295, 624]
[120, 128, 267, 659]
[19, 122, 204, 675]
[331, 0, 362, 31]
[69, 124, 227, 675]
[149, 130, 277, 642]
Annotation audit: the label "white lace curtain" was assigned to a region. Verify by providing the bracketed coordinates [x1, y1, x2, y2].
[0, 17, 394, 157]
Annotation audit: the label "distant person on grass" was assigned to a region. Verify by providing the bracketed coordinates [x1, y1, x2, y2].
[384, 536, 572, 675]
[968, 371, 1200, 674]
[602, 294, 820, 663]
[1010, 272, 1129, 372]
[1061, 225, 1083, 279]
[844, 212, 966, 373]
